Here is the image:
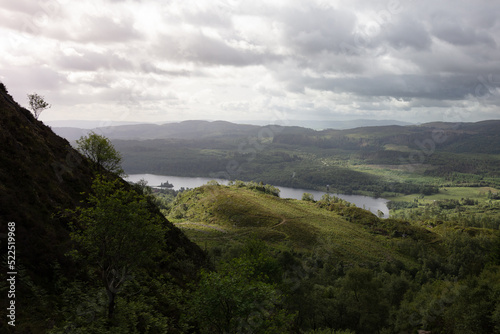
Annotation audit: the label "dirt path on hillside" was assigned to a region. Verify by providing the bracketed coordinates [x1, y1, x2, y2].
[175, 222, 227, 233]
[272, 217, 288, 228]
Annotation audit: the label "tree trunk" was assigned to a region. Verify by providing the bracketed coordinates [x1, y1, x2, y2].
[107, 289, 116, 320]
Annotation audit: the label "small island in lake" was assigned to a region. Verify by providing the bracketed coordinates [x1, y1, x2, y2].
[160, 181, 174, 188]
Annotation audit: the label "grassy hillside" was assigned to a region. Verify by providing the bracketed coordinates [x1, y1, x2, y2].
[168, 182, 436, 267]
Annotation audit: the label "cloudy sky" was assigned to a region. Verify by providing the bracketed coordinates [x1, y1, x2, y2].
[1, 0, 499, 125]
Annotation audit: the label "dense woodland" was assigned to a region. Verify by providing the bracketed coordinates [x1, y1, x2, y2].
[2, 82, 500, 333]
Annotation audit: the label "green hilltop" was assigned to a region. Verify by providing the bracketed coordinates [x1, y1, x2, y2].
[168, 182, 437, 266]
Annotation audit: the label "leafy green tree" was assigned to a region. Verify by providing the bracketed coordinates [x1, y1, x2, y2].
[338, 266, 389, 333]
[68, 176, 165, 320]
[27, 92, 51, 119]
[394, 280, 460, 332]
[132, 178, 153, 195]
[76, 132, 124, 175]
[187, 256, 295, 333]
[302, 193, 315, 202]
[441, 267, 500, 333]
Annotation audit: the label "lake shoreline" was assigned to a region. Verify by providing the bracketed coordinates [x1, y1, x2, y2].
[126, 173, 390, 217]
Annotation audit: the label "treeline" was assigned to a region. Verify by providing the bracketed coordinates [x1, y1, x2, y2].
[387, 200, 419, 210]
[390, 199, 500, 230]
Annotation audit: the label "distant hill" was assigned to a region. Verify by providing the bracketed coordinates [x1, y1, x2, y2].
[49, 126, 91, 141]
[273, 120, 500, 154]
[282, 119, 414, 130]
[53, 119, 499, 150]
[45, 119, 147, 128]
[52, 119, 412, 142]
[0, 83, 206, 333]
[53, 120, 265, 141]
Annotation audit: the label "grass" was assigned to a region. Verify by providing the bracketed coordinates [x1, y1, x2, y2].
[351, 164, 440, 183]
[387, 186, 499, 203]
[384, 144, 412, 152]
[168, 183, 436, 266]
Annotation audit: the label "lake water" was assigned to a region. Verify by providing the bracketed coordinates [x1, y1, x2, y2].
[126, 174, 390, 217]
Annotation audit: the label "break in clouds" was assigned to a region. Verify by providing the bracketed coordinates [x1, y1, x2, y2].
[0, 0, 499, 123]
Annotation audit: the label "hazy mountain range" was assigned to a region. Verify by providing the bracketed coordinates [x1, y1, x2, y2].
[51, 119, 416, 142]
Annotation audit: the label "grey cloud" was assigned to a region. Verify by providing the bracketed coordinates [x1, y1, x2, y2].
[378, 16, 432, 50]
[354, 100, 403, 111]
[279, 6, 357, 55]
[57, 50, 133, 71]
[139, 63, 191, 76]
[0, 1, 140, 44]
[255, 84, 286, 97]
[50, 87, 134, 106]
[408, 99, 454, 109]
[0, 66, 67, 106]
[0, 9, 54, 39]
[262, 0, 500, 111]
[0, 0, 47, 16]
[2, 0, 500, 124]
[182, 6, 233, 28]
[155, 32, 282, 66]
[55, 15, 143, 43]
[431, 18, 496, 47]
[80, 76, 115, 88]
[295, 74, 480, 101]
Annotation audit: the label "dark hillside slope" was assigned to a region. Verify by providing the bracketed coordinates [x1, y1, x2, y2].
[0, 83, 206, 333]
[0, 84, 96, 275]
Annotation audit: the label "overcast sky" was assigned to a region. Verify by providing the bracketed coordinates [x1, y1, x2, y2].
[1, 0, 500, 125]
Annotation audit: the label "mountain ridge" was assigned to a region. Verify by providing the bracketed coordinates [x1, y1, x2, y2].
[52, 118, 500, 143]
